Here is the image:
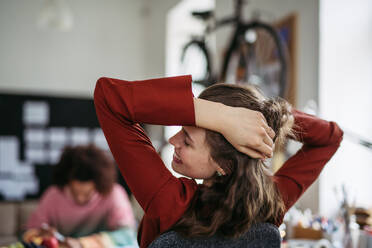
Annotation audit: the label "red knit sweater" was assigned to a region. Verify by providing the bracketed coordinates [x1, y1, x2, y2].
[94, 75, 343, 248]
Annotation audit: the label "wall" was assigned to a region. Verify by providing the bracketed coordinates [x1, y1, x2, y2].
[0, 0, 147, 97]
[140, 0, 180, 78]
[319, 0, 372, 216]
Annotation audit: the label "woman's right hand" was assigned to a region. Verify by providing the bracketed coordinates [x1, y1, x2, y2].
[23, 228, 40, 243]
[23, 226, 57, 243]
[220, 106, 275, 159]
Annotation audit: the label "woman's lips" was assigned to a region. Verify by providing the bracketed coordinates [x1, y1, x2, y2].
[173, 153, 182, 164]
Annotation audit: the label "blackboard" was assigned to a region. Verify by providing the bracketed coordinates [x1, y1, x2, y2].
[0, 93, 130, 201]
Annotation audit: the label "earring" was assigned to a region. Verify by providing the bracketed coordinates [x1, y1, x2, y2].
[216, 168, 226, 176]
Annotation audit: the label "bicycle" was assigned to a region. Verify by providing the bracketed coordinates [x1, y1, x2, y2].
[180, 0, 288, 99]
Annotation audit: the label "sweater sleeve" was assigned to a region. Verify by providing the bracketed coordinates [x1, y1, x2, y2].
[94, 75, 198, 216]
[274, 109, 344, 211]
[25, 187, 56, 230]
[106, 184, 136, 230]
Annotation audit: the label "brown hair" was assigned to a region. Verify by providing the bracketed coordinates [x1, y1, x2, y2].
[173, 83, 294, 238]
[52, 144, 117, 196]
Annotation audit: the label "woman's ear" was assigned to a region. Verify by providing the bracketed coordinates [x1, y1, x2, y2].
[209, 156, 226, 176]
[207, 154, 227, 177]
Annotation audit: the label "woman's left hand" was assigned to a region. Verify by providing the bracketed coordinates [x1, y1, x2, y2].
[220, 106, 275, 159]
[194, 98, 275, 158]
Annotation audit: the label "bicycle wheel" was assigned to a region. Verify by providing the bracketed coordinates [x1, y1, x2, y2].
[222, 22, 288, 99]
[180, 40, 213, 87]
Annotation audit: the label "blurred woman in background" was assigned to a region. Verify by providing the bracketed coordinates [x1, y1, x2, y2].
[23, 144, 137, 247]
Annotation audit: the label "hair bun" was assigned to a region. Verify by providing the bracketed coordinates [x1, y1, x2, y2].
[262, 98, 294, 146]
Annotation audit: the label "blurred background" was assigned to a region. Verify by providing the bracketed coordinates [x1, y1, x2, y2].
[0, 0, 371, 247]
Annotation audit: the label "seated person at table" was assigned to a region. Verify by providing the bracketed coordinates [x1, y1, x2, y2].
[23, 144, 136, 245]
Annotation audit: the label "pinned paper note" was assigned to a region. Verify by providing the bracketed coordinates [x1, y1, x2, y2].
[92, 128, 109, 150]
[23, 101, 49, 126]
[25, 128, 47, 144]
[49, 127, 68, 146]
[71, 128, 90, 146]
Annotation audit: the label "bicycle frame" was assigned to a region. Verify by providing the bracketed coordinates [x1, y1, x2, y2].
[182, 0, 288, 97]
[205, 0, 246, 34]
[220, 21, 287, 98]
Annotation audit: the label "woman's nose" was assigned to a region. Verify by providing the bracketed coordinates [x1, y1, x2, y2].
[168, 136, 177, 147]
[169, 131, 181, 147]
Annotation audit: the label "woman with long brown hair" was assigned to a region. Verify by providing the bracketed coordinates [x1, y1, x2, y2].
[94, 75, 343, 247]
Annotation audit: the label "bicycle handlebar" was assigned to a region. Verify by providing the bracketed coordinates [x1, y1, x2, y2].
[215, 17, 238, 28]
[199, 0, 249, 34]
[205, 16, 237, 34]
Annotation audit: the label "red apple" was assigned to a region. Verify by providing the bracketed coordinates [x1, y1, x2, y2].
[41, 237, 59, 248]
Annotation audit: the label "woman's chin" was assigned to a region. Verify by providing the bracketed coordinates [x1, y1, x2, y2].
[171, 161, 180, 172]
[171, 161, 186, 176]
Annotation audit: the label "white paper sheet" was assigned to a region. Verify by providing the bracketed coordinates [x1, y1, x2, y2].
[0, 136, 19, 173]
[0, 136, 38, 200]
[25, 146, 47, 163]
[49, 148, 63, 164]
[25, 128, 47, 144]
[23, 101, 49, 126]
[71, 128, 90, 146]
[92, 128, 109, 150]
[49, 127, 68, 146]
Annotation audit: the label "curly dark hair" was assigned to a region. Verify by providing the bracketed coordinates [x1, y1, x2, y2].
[173, 83, 294, 238]
[52, 144, 117, 196]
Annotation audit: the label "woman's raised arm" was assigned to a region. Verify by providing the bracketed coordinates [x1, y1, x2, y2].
[94, 75, 276, 214]
[274, 109, 344, 213]
[94, 75, 197, 214]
